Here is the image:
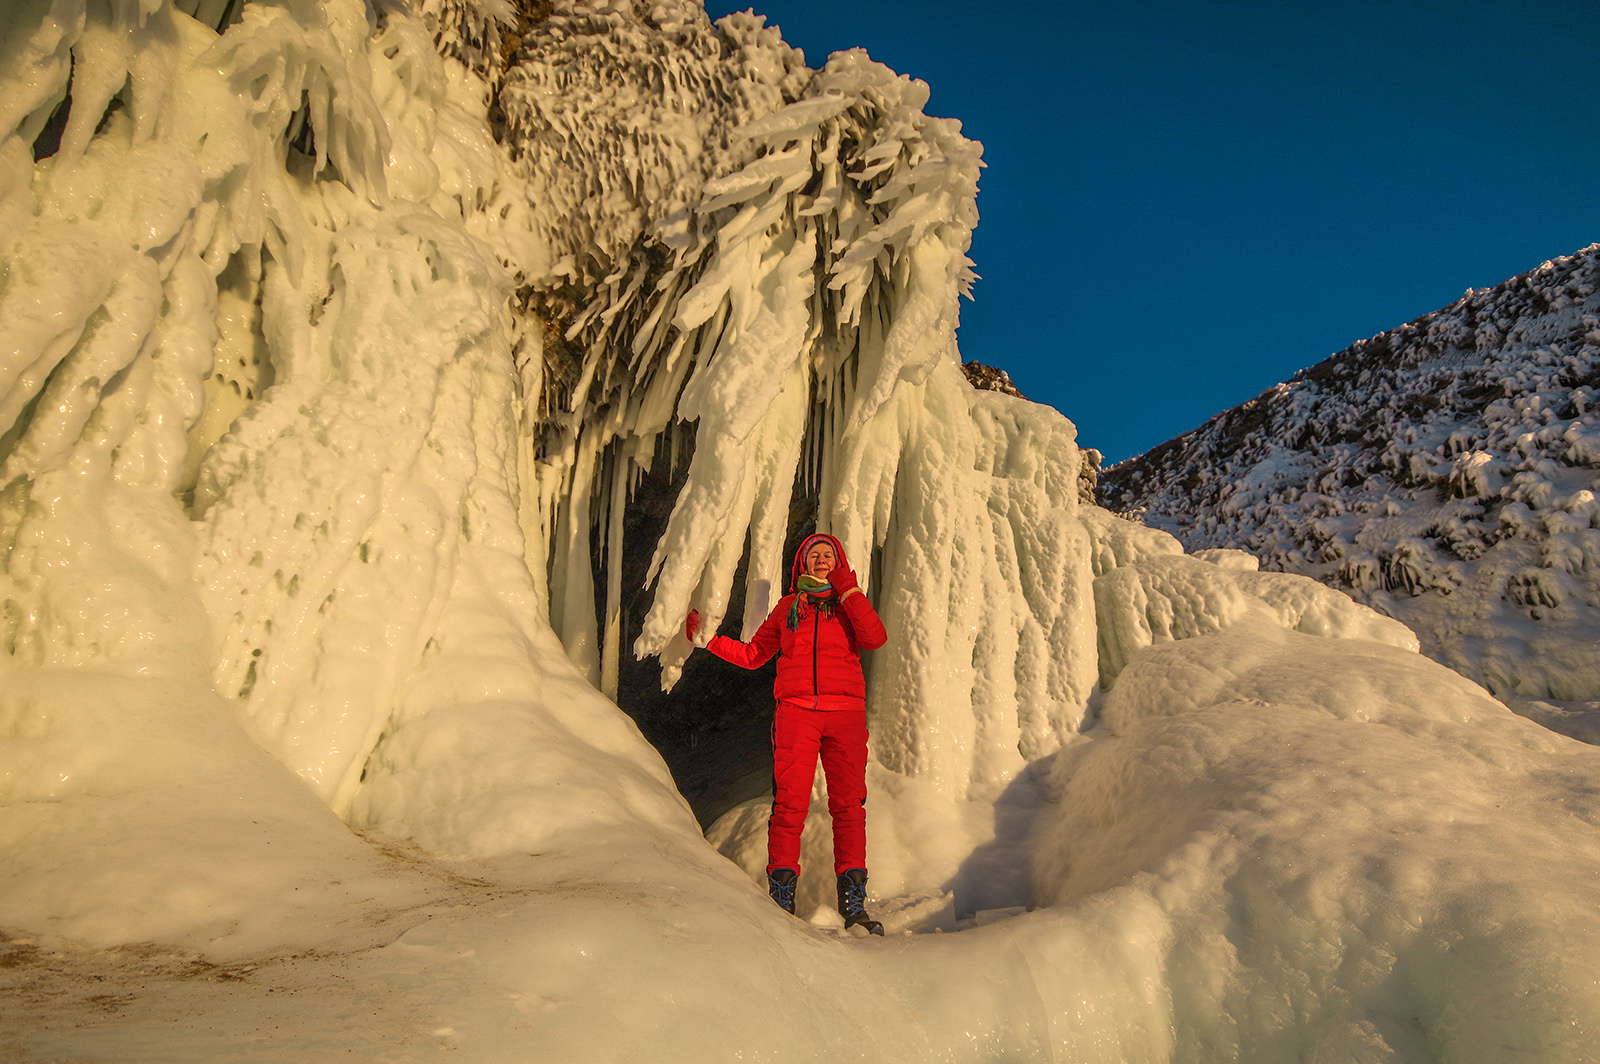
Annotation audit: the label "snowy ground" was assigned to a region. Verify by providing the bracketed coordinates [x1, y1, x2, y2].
[10, 615, 1600, 1063]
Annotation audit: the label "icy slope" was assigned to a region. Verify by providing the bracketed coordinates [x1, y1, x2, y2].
[1103, 247, 1600, 713]
[3, 1, 1600, 1062]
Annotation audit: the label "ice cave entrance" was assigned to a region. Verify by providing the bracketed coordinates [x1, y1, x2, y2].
[607, 443, 828, 826]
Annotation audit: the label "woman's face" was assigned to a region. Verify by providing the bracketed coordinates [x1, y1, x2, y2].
[804, 541, 837, 578]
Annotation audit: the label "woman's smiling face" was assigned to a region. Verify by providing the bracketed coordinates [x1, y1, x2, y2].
[804, 540, 836, 579]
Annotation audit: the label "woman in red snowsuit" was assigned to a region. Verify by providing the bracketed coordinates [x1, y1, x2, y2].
[685, 533, 887, 934]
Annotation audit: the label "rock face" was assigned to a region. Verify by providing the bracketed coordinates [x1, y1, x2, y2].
[1103, 245, 1600, 710]
[961, 359, 1025, 398]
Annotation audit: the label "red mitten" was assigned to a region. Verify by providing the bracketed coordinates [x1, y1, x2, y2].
[829, 564, 859, 595]
[685, 609, 700, 640]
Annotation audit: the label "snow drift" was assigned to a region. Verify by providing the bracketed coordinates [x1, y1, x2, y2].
[3, 1, 1600, 1061]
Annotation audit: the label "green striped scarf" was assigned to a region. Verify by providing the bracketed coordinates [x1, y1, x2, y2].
[788, 575, 835, 630]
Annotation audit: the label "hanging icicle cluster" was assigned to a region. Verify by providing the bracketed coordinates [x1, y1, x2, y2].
[496, 0, 984, 705]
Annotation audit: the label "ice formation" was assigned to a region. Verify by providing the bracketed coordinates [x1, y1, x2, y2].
[4, 1, 1600, 1061]
[1104, 248, 1600, 728]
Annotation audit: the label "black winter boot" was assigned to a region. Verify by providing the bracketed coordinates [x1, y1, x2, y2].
[836, 869, 884, 935]
[768, 868, 798, 914]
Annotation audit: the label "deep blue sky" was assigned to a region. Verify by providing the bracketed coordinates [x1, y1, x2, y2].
[703, 0, 1600, 463]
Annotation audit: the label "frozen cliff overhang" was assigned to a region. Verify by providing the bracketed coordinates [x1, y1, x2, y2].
[486, 0, 1113, 800]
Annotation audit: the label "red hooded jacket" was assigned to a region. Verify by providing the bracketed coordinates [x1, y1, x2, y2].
[707, 533, 887, 710]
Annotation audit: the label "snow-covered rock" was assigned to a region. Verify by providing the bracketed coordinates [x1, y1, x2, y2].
[1104, 247, 1600, 706]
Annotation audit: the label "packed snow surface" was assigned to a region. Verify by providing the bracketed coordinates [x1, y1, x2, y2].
[3, 1, 1600, 1061]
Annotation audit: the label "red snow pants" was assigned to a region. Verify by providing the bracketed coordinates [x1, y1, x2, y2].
[767, 700, 868, 878]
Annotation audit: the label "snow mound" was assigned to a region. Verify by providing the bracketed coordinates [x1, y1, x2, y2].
[1038, 617, 1600, 1062]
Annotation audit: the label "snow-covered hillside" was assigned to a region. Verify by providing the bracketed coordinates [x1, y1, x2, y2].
[4, 1, 1600, 1061]
[1103, 247, 1600, 734]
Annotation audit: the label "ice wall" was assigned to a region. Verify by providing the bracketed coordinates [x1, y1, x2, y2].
[0, 0, 695, 955]
[0, 0, 449, 953]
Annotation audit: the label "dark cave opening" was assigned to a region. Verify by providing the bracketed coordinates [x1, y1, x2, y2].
[600, 429, 822, 830]
[617, 629, 779, 830]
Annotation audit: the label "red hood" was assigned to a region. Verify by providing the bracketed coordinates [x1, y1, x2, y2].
[791, 533, 849, 592]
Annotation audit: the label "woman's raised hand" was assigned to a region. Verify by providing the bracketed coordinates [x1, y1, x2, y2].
[829, 564, 859, 595]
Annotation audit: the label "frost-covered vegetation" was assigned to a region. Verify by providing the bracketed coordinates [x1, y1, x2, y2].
[4, 1, 1600, 1061]
[1104, 248, 1600, 730]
